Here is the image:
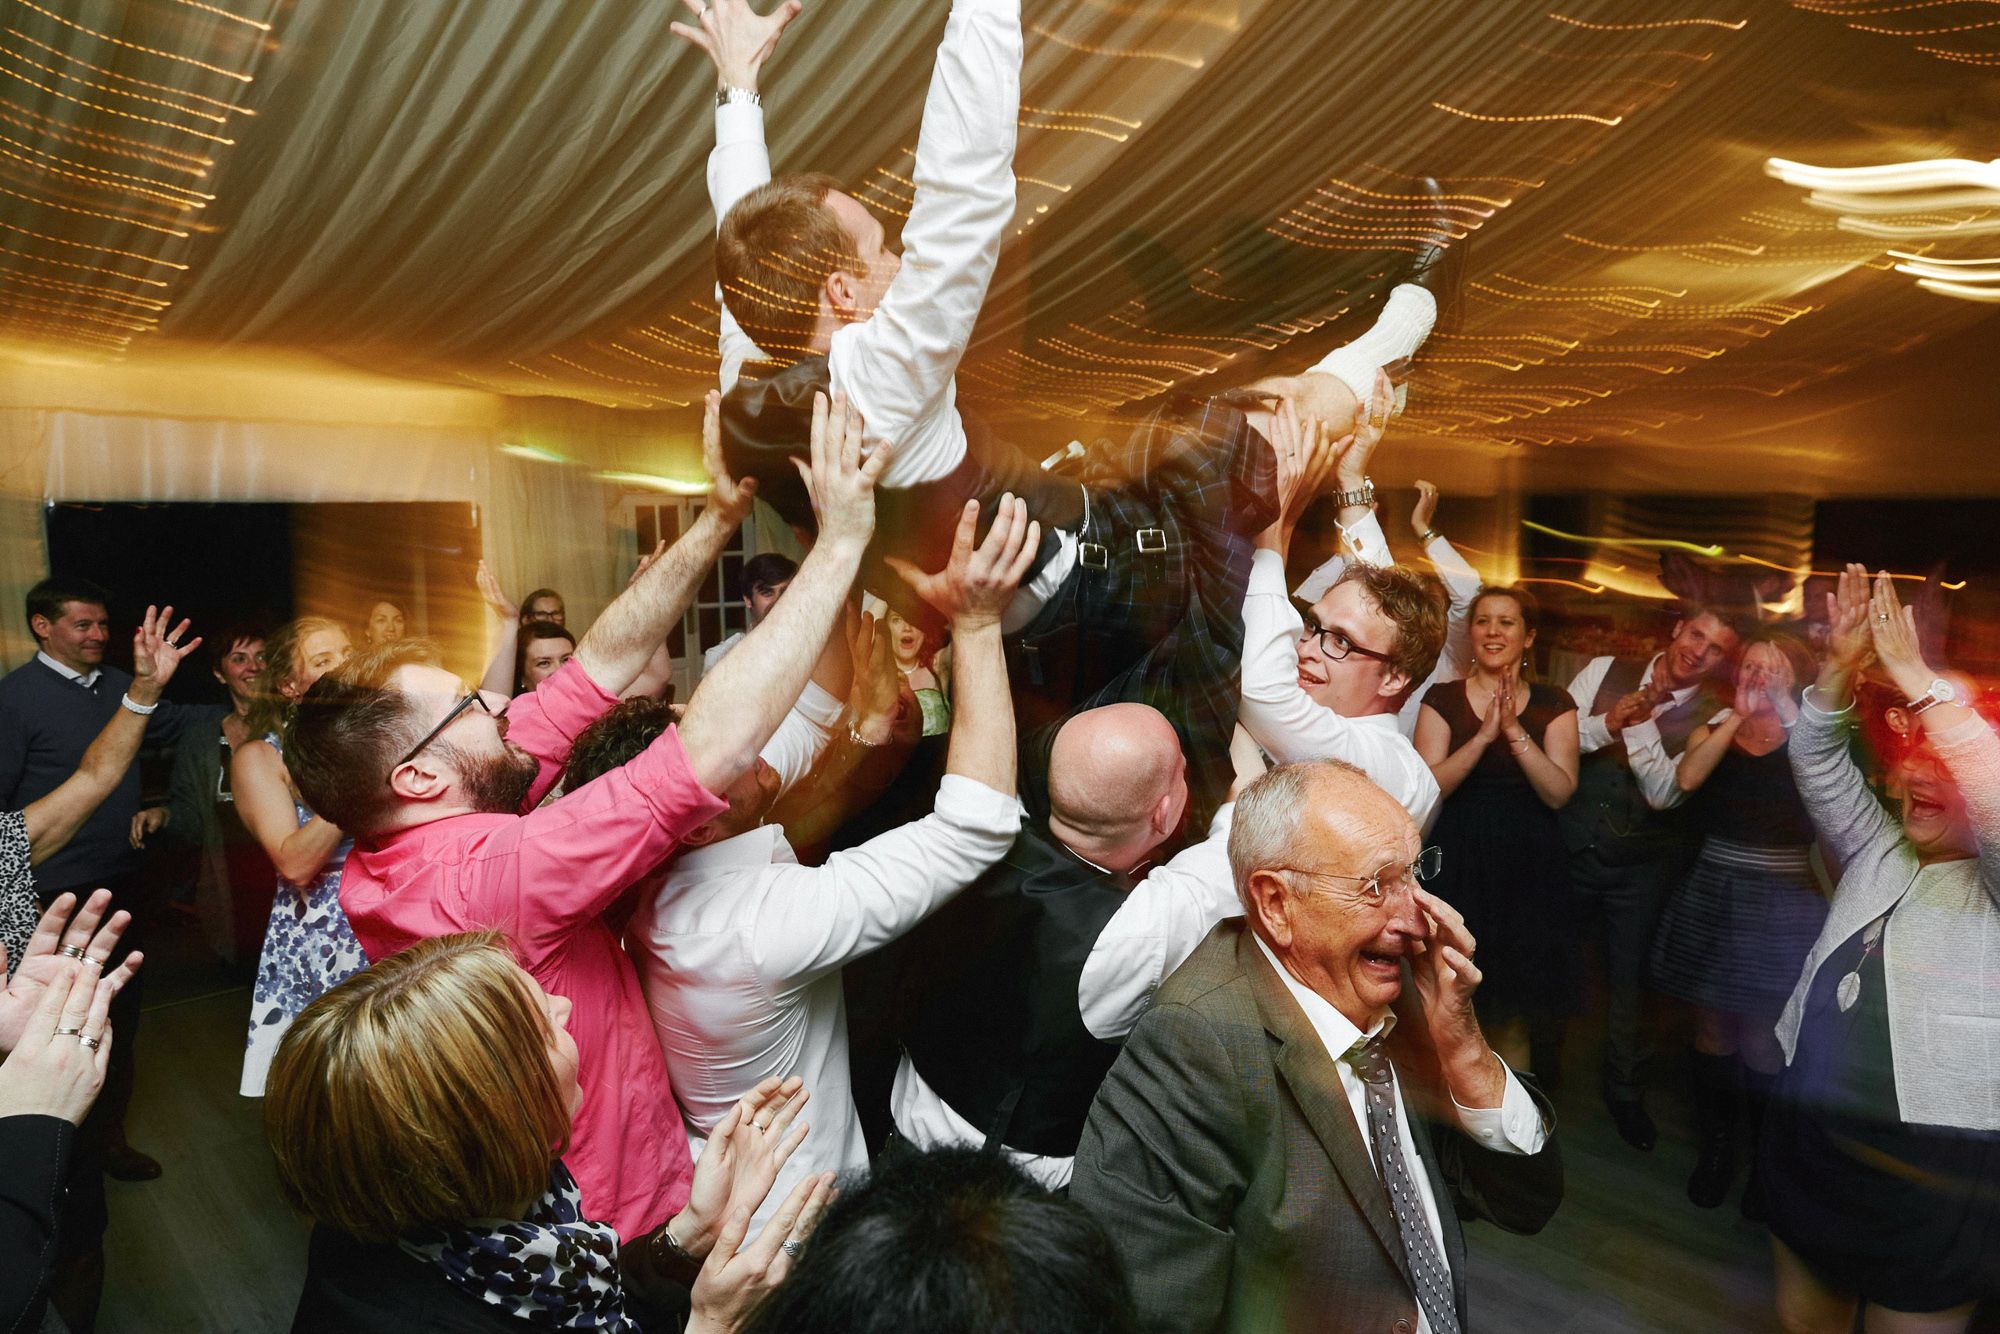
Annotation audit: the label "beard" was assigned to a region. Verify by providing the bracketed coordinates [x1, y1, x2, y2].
[442, 740, 540, 814]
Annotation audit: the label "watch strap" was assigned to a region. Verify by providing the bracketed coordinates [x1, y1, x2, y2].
[717, 86, 762, 109]
[1333, 477, 1375, 509]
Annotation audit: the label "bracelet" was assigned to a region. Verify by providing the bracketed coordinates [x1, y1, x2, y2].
[653, 1218, 697, 1267]
[1508, 735, 1531, 751]
[716, 85, 761, 108]
[1417, 527, 1442, 546]
[119, 692, 158, 716]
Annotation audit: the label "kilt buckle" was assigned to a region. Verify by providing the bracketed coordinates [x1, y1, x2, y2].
[1135, 527, 1167, 554]
[1080, 542, 1109, 570]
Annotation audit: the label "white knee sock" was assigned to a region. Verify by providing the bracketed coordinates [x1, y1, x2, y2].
[1308, 283, 1437, 412]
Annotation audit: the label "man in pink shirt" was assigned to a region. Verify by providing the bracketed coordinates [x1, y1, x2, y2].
[284, 392, 888, 1249]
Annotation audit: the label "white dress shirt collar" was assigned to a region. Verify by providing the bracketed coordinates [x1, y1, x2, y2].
[1643, 652, 1700, 709]
[1251, 931, 1395, 1060]
[37, 650, 100, 690]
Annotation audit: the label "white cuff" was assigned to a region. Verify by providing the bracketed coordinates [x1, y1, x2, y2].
[1248, 547, 1290, 594]
[1453, 1066, 1549, 1154]
[714, 100, 766, 146]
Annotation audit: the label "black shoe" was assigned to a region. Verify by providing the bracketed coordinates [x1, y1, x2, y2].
[104, 1143, 162, 1182]
[1687, 1136, 1736, 1208]
[1606, 1097, 1658, 1152]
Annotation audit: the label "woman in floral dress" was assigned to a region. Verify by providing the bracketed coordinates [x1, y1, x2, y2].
[231, 616, 367, 1096]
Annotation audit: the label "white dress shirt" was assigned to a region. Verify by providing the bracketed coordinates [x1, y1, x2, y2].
[631, 775, 1019, 1227]
[891, 805, 1241, 1190]
[1291, 510, 1485, 738]
[1565, 652, 1697, 812]
[36, 651, 100, 690]
[700, 631, 743, 675]
[759, 680, 840, 794]
[708, 0, 1021, 489]
[1239, 548, 1441, 829]
[1251, 933, 1546, 1334]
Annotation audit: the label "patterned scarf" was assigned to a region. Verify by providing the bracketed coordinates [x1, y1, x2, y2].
[400, 1163, 639, 1331]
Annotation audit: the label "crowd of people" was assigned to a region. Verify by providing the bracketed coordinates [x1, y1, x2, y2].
[1, 2, 1996, 1332]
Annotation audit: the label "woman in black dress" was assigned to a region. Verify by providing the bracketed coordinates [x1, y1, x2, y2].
[1651, 632, 1825, 1211]
[1414, 585, 1579, 1078]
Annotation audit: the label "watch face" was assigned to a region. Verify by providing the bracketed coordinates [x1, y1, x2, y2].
[1935, 678, 1959, 704]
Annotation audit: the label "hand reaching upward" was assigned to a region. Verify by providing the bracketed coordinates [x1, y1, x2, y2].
[885, 495, 1040, 631]
[673, 0, 804, 92]
[129, 605, 199, 703]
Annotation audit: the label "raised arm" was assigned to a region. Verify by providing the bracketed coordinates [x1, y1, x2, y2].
[23, 607, 199, 865]
[1411, 481, 1483, 680]
[824, 0, 1021, 477]
[680, 0, 802, 390]
[572, 401, 759, 698]
[679, 391, 884, 792]
[1791, 564, 1897, 867]
[474, 560, 522, 699]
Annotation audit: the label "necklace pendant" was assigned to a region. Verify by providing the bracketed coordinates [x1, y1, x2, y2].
[1836, 971, 1861, 1012]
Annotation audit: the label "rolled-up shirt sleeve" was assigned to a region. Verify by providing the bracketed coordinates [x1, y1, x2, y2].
[502, 658, 622, 808]
[1621, 716, 1690, 812]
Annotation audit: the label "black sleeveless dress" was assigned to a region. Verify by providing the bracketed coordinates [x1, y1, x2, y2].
[1421, 679, 1578, 1019]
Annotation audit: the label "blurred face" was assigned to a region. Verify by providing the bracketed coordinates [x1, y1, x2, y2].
[34, 600, 109, 673]
[1469, 594, 1533, 675]
[887, 609, 924, 668]
[1262, 794, 1428, 1031]
[745, 579, 789, 627]
[281, 627, 352, 701]
[824, 190, 901, 322]
[364, 601, 405, 647]
[213, 637, 266, 705]
[1300, 581, 1405, 718]
[518, 968, 582, 1121]
[1893, 748, 1977, 862]
[1737, 642, 1797, 711]
[1659, 613, 1738, 691]
[520, 635, 573, 688]
[522, 595, 564, 626]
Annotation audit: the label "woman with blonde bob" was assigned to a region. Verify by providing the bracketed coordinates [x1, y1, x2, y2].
[267, 931, 833, 1334]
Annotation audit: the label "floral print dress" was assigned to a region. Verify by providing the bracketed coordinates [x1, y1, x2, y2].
[240, 733, 367, 1097]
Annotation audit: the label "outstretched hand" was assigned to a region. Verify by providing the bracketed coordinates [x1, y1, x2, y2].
[687, 1171, 835, 1334]
[475, 561, 521, 622]
[1823, 562, 1874, 677]
[1336, 367, 1394, 491]
[846, 612, 901, 743]
[702, 390, 761, 529]
[0, 890, 142, 1056]
[1870, 569, 1933, 698]
[800, 392, 888, 551]
[0, 955, 115, 1125]
[884, 495, 1040, 630]
[130, 605, 199, 698]
[1410, 479, 1439, 540]
[673, 0, 804, 92]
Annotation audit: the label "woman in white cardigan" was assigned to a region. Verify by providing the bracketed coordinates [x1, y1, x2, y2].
[1764, 565, 2000, 1334]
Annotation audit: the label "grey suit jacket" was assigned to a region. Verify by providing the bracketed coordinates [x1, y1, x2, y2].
[1071, 921, 1563, 1334]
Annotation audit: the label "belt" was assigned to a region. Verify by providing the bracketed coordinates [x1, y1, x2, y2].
[1075, 485, 1167, 571]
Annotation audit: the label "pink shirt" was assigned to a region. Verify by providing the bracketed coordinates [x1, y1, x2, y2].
[338, 659, 726, 1240]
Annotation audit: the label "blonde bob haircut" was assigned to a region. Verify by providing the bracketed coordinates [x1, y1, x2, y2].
[264, 931, 571, 1242]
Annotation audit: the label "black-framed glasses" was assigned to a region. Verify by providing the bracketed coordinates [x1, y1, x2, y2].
[1298, 607, 1396, 666]
[388, 691, 507, 780]
[1278, 846, 1442, 902]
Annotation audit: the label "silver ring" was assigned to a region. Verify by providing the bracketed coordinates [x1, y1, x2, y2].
[53, 1026, 81, 1037]
[58, 944, 86, 960]
[782, 1239, 803, 1258]
[78, 1034, 101, 1051]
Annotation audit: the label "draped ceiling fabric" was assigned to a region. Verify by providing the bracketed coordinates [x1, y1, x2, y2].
[0, 0, 1996, 503]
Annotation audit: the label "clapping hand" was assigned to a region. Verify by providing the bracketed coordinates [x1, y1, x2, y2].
[672, 0, 804, 93]
[687, 1171, 835, 1334]
[129, 605, 198, 703]
[884, 495, 1041, 631]
[1824, 563, 1874, 676]
[0, 890, 141, 1057]
[1869, 570, 1934, 699]
[673, 1076, 811, 1259]
[0, 954, 116, 1125]
[702, 390, 761, 529]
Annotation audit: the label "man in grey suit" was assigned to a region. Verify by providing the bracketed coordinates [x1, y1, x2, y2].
[1071, 759, 1562, 1334]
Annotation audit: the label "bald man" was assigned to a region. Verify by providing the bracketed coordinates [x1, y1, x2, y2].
[888, 701, 1243, 1188]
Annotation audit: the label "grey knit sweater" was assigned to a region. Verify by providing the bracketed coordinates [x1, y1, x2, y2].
[1779, 696, 2000, 1131]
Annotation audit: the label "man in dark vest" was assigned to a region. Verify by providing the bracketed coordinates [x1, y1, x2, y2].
[886, 699, 1243, 1187]
[1561, 605, 1744, 1150]
[680, 0, 1452, 826]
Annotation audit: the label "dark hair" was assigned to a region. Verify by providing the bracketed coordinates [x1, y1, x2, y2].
[24, 576, 111, 638]
[513, 619, 576, 693]
[519, 589, 563, 621]
[716, 172, 859, 360]
[740, 552, 799, 599]
[562, 697, 673, 792]
[1680, 603, 1758, 649]
[211, 620, 271, 661]
[738, 1146, 1137, 1334]
[285, 640, 443, 836]
[1331, 564, 1448, 704]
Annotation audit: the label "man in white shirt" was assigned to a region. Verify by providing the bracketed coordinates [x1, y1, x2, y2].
[1071, 759, 1562, 1334]
[619, 494, 1038, 1228]
[1236, 400, 1446, 828]
[700, 551, 796, 675]
[1559, 604, 1740, 1150]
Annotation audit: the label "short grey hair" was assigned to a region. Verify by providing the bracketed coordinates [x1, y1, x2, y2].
[1227, 759, 1369, 910]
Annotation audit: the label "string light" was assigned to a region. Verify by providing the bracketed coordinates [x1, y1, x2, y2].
[1432, 101, 1626, 127]
[11, 0, 255, 83]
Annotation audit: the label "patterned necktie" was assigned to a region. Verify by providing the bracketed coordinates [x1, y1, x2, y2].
[1348, 1032, 1461, 1334]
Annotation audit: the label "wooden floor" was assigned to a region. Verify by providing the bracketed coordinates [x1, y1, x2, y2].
[83, 915, 1901, 1333]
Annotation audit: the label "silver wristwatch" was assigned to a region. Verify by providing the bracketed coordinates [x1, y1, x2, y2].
[1906, 677, 1959, 716]
[1333, 477, 1375, 509]
[716, 85, 761, 108]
